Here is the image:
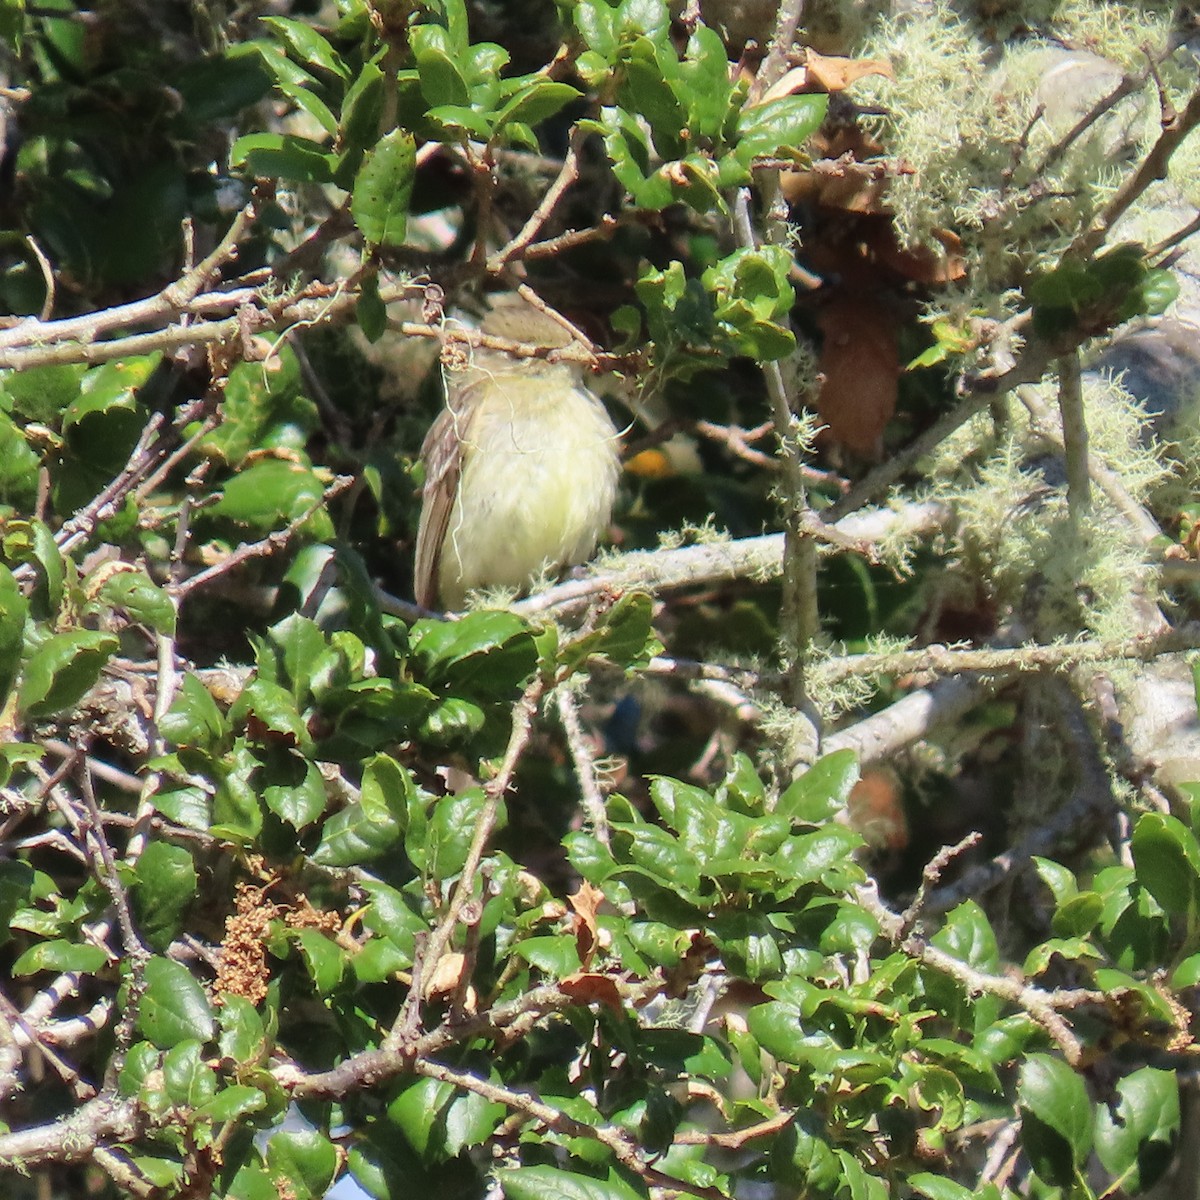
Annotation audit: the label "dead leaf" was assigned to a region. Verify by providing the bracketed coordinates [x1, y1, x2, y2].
[868, 224, 967, 285]
[780, 126, 893, 215]
[816, 292, 900, 460]
[559, 972, 624, 1012]
[805, 50, 894, 93]
[846, 767, 908, 851]
[757, 66, 811, 104]
[424, 951, 468, 1000]
[568, 881, 604, 969]
[755, 54, 894, 104]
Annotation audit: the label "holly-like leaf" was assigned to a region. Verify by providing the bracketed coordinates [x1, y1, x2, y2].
[352, 129, 416, 248]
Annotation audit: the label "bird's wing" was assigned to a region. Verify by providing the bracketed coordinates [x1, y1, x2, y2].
[412, 391, 476, 609]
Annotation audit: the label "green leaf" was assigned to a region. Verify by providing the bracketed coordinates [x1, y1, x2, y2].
[294, 927, 346, 994]
[0, 362, 84, 423]
[230, 132, 336, 184]
[388, 1075, 506, 1162]
[1132, 812, 1200, 914]
[735, 93, 827, 165]
[0, 564, 28, 702]
[138, 956, 216, 1049]
[212, 458, 328, 529]
[1050, 890, 1103, 938]
[276, 77, 338, 137]
[502, 1165, 645, 1200]
[119, 1041, 161, 1097]
[160, 673, 227, 749]
[353, 934, 411, 983]
[198, 350, 316, 467]
[594, 105, 675, 210]
[18, 629, 118, 718]
[1140, 268, 1179, 316]
[777, 750, 859, 822]
[426, 787, 490, 880]
[493, 80, 580, 136]
[512, 934, 582, 977]
[622, 37, 685, 156]
[932, 900, 1000, 971]
[360, 753, 416, 825]
[909, 1176, 999, 1200]
[311, 801, 402, 866]
[128, 1156, 182, 1189]
[63, 355, 157, 430]
[265, 1128, 338, 1200]
[773, 824, 863, 887]
[561, 591, 659, 673]
[98, 568, 176, 635]
[770, 1117, 840, 1191]
[412, 25, 471, 107]
[339, 60, 385, 155]
[231, 677, 312, 752]
[194, 1084, 268, 1124]
[574, 0, 618, 59]
[12, 939, 108, 976]
[1032, 856, 1077, 904]
[1172, 952, 1200, 987]
[1019, 1053, 1092, 1185]
[412, 611, 538, 698]
[218, 994, 269, 1065]
[0, 413, 41, 508]
[746, 999, 807, 1064]
[132, 842, 198, 952]
[357, 271, 387, 342]
[261, 16, 349, 80]
[680, 25, 734, 140]
[263, 758, 327, 830]
[1094, 1066, 1179, 1192]
[352, 129, 416, 248]
[3, 519, 63, 612]
[163, 1040, 218, 1108]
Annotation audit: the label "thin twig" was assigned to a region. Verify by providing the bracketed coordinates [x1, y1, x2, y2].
[172, 475, 354, 601]
[24, 235, 55, 321]
[1067, 82, 1200, 260]
[556, 688, 610, 847]
[0, 991, 96, 1103]
[411, 1057, 729, 1200]
[827, 333, 1059, 522]
[815, 623, 1200, 684]
[1148, 209, 1200, 262]
[76, 756, 147, 971]
[1056, 352, 1089, 522]
[389, 674, 547, 1048]
[731, 189, 819, 756]
[1018, 384, 1160, 545]
[899, 833, 983, 936]
[856, 880, 1089, 1064]
[756, 0, 807, 98]
[490, 130, 583, 272]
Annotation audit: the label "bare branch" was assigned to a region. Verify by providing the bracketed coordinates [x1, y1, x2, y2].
[556, 687, 611, 847]
[1068, 82, 1200, 259]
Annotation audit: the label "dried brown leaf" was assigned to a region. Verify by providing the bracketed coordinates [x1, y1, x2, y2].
[816, 293, 900, 460]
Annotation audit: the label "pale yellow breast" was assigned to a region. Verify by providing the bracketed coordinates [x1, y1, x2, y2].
[437, 364, 620, 608]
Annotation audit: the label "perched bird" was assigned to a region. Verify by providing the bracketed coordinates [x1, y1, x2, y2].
[413, 296, 621, 610]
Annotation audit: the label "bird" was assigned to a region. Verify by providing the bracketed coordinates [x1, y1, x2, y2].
[413, 296, 621, 610]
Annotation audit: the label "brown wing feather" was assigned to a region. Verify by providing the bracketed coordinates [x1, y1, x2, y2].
[413, 395, 473, 609]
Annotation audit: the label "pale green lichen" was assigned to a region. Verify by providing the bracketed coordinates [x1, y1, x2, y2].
[846, 0, 1179, 293]
[808, 632, 914, 720]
